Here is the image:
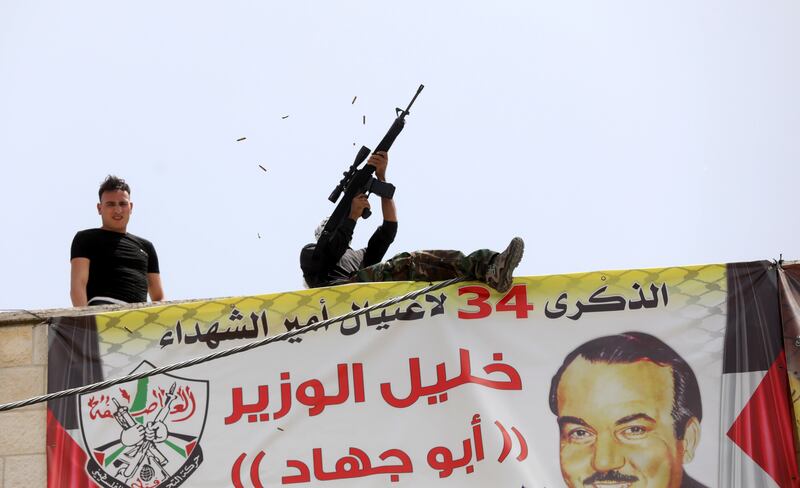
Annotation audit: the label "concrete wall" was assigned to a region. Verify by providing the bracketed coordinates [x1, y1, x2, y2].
[0, 321, 48, 487]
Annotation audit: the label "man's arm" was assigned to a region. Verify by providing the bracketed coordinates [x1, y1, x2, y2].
[147, 273, 164, 302]
[363, 152, 398, 267]
[70, 258, 90, 307]
[302, 195, 369, 286]
[380, 196, 397, 223]
[319, 196, 368, 264]
[368, 152, 397, 223]
[143, 240, 163, 302]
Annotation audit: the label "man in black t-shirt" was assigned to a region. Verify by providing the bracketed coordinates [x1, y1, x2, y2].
[70, 175, 164, 306]
[300, 153, 524, 292]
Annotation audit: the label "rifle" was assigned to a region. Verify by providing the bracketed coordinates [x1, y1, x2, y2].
[317, 84, 424, 246]
[113, 384, 176, 480]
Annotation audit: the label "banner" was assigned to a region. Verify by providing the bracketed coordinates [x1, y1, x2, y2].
[778, 262, 800, 478]
[46, 261, 798, 487]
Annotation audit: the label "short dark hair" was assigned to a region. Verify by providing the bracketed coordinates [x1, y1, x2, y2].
[548, 331, 702, 440]
[98, 175, 131, 201]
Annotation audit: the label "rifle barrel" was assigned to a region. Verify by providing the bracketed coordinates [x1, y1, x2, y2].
[403, 84, 424, 115]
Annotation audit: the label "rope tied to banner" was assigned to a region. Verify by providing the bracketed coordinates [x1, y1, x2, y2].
[0, 278, 465, 413]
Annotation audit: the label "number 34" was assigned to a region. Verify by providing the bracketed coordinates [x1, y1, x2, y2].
[458, 284, 534, 320]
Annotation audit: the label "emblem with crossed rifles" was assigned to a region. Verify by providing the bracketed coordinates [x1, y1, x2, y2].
[111, 382, 177, 483]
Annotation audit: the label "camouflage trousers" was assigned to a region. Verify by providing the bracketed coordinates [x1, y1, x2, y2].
[352, 249, 498, 284]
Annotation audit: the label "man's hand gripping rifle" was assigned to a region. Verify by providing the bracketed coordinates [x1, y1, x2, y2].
[317, 84, 424, 246]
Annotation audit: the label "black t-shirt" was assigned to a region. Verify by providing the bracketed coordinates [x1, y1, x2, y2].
[71, 228, 159, 303]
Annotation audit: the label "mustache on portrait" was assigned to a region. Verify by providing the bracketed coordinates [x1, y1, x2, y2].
[583, 470, 639, 485]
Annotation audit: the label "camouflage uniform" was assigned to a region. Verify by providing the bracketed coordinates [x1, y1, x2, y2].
[352, 249, 497, 284]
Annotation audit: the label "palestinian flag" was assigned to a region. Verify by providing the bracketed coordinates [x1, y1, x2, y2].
[721, 261, 799, 487]
[46, 315, 103, 488]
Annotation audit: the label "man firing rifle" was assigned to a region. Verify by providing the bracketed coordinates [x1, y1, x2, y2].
[300, 85, 524, 292]
[300, 153, 524, 292]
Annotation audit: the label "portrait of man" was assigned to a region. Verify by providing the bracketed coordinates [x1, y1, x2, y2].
[548, 332, 708, 488]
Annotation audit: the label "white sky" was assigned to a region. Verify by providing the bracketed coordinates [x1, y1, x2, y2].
[1, 1, 798, 310]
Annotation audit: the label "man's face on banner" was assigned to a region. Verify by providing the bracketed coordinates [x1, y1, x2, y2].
[555, 357, 697, 488]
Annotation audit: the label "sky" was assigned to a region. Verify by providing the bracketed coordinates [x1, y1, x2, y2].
[1, 1, 798, 310]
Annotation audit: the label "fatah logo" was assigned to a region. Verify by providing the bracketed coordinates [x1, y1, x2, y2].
[79, 362, 209, 488]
